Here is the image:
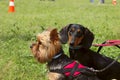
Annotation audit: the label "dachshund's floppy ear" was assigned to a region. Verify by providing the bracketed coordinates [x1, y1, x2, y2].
[82, 28, 94, 49]
[59, 24, 72, 44]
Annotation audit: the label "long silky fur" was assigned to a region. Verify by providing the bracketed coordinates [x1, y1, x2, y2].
[32, 29, 61, 63]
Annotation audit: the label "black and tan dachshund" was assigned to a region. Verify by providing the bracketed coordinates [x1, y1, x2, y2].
[60, 24, 94, 49]
[60, 24, 120, 80]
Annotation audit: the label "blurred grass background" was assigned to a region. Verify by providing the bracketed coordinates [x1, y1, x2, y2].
[0, 0, 120, 80]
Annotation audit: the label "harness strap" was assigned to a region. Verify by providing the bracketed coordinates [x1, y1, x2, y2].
[63, 61, 86, 77]
[67, 62, 79, 79]
[76, 68, 96, 76]
[50, 61, 97, 79]
[70, 63, 79, 77]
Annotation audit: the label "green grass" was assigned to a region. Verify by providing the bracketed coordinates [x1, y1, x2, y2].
[0, 0, 120, 80]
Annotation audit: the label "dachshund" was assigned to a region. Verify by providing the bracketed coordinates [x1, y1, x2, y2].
[60, 24, 94, 49]
[59, 24, 120, 80]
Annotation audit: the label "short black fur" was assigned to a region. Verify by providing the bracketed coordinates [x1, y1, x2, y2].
[69, 47, 120, 80]
[60, 24, 120, 80]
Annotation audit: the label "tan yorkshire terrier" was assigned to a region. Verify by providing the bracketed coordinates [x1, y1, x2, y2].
[30, 29, 101, 80]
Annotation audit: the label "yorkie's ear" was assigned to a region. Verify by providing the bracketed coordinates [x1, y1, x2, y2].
[50, 28, 59, 42]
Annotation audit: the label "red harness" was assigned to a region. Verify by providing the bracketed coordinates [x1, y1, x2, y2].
[63, 61, 86, 77]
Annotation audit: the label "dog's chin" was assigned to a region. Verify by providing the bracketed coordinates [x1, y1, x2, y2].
[30, 44, 42, 62]
[34, 50, 47, 63]
[35, 49, 52, 63]
[69, 43, 82, 49]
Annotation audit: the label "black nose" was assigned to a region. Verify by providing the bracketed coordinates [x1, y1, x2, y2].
[70, 41, 74, 46]
[30, 45, 33, 48]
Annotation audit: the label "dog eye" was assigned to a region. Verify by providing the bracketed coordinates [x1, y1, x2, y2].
[38, 41, 42, 45]
[70, 29, 73, 32]
[69, 30, 73, 35]
[76, 32, 83, 37]
[69, 32, 71, 35]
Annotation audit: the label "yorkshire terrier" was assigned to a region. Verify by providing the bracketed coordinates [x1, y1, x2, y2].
[30, 29, 101, 80]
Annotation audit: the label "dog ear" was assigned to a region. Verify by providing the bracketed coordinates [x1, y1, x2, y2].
[59, 24, 72, 44]
[50, 28, 59, 42]
[82, 28, 94, 49]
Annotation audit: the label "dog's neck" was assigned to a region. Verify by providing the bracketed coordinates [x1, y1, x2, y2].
[47, 49, 72, 71]
[69, 45, 83, 49]
[53, 49, 63, 59]
[53, 52, 63, 59]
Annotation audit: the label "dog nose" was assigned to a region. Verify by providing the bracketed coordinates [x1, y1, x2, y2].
[70, 42, 74, 46]
[30, 45, 33, 48]
[70, 37, 75, 46]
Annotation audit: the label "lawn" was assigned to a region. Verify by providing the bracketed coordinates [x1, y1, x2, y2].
[0, 0, 120, 80]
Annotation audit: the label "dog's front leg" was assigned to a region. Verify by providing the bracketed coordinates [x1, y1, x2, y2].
[48, 72, 65, 80]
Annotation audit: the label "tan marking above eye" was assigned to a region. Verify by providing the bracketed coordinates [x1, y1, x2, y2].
[71, 27, 75, 31]
[77, 29, 81, 32]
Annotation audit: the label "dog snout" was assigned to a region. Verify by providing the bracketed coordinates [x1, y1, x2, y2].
[70, 41, 74, 46]
[30, 43, 37, 49]
[30, 43, 35, 49]
[30, 45, 33, 49]
[70, 37, 75, 46]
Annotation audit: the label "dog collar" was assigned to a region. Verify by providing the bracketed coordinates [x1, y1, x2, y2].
[69, 45, 83, 49]
[53, 52, 62, 59]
